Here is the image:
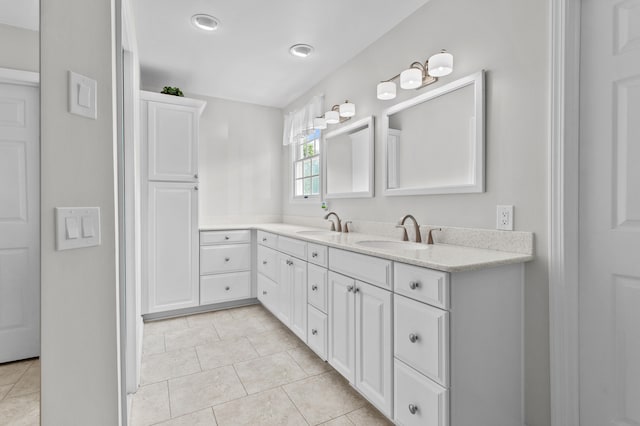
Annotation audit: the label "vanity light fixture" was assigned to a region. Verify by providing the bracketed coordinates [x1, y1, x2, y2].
[313, 100, 356, 129]
[191, 14, 220, 31]
[376, 49, 454, 100]
[289, 44, 314, 58]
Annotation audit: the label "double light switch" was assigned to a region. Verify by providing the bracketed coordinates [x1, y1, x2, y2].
[56, 207, 101, 250]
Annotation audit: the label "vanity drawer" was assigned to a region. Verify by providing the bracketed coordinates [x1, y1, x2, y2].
[257, 231, 278, 249]
[394, 295, 449, 387]
[200, 230, 250, 245]
[307, 263, 328, 312]
[307, 243, 328, 267]
[277, 236, 307, 260]
[257, 274, 278, 314]
[257, 245, 278, 282]
[307, 305, 328, 360]
[200, 244, 250, 274]
[395, 263, 450, 310]
[394, 359, 449, 426]
[329, 248, 392, 290]
[200, 272, 251, 305]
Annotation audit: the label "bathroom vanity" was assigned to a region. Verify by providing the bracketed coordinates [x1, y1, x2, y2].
[188, 224, 531, 426]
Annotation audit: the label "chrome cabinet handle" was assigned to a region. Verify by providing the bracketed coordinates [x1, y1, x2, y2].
[262, 237, 267, 242]
[194, 173, 198, 179]
[224, 257, 230, 262]
[347, 285, 354, 292]
[409, 281, 420, 290]
[262, 260, 267, 265]
[311, 285, 318, 291]
[225, 286, 230, 291]
[225, 235, 230, 240]
[311, 252, 318, 258]
[311, 329, 318, 335]
[286, 259, 293, 266]
[262, 290, 267, 295]
[409, 333, 419, 343]
[408, 404, 418, 415]
[194, 186, 199, 191]
[354, 287, 360, 293]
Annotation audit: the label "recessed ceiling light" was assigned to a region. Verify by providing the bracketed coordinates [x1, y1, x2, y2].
[289, 44, 314, 58]
[191, 14, 220, 32]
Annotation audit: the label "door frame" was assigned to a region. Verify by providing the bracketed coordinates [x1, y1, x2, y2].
[0, 68, 39, 87]
[548, 0, 581, 425]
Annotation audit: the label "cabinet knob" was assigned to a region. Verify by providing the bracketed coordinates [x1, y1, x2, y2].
[311, 285, 318, 291]
[311, 329, 318, 335]
[287, 259, 293, 266]
[409, 333, 419, 343]
[354, 287, 360, 293]
[408, 404, 419, 415]
[194, 173, 198, 179]
[347, 285, 354, 293]
[225, 286, 230, 291]
[225, 257, 230, 262]
[194, 186, 199, 191]
[262, 237, 267, 242]
[409, 281, 420, 290]
[263, 260, 267, 265]
[311, 252, 318, 258]
[225, 235, 230, 240]
[262, 290, 267, 295]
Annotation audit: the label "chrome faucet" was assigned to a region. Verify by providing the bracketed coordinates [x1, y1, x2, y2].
[324, 211, 342, 232]
[398, 214, 422, 243]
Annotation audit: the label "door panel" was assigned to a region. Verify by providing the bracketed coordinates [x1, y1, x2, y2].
[0, 83, 39, 363]
[290, 259, 307, 341]
[327, 271, 355, 382]
[277, 254, 292, 326]
[579, 1, 640, 424]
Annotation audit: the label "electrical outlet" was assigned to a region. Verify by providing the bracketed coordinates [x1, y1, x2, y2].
[496, 205, 514, 231]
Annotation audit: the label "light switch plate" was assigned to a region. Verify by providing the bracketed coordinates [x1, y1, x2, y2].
[56, 207, 101, 250]
[68, 71, 97, 119]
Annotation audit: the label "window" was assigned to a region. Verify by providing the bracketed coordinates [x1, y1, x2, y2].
[293, 129, 321, 198]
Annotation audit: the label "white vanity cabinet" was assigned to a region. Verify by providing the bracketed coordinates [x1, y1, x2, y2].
[277, 253, 307, 340]
[199, 230, 251, 305]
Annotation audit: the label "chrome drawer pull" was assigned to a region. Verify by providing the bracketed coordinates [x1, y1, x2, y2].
[262, 237, 267, 242]
[225, 286, 230, 291]
[408, 404, 419, 415]
[263, 260, 267, 265]
[409, 333, 419, 343]
[311, 252, 318, 258]
[347, 285, 354, 292]
[312, 285, 318, 291]
[354, 287, 360, 293]
[225, 257, 230, 262]
[409, 281, 421, 290]
[311, 329, 318, 335]
[225, 236, 230, 240]
[262, 290, 267, 295]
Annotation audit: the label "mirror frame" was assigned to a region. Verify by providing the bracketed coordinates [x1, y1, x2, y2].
[382, 70, 485, 196]
[322, 115, 375, 199]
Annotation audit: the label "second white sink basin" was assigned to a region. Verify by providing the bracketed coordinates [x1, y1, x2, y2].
[356, 240, 430, 251]
[296, 230, 340, 236]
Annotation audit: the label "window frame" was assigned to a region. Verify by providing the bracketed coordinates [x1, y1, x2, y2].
[291, 130, 322, 201]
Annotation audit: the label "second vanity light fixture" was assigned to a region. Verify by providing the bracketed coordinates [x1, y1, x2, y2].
[313, 100, 356, 129]
[377, 50, 453, 100]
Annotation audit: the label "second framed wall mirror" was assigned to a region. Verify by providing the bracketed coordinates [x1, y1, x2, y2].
[323, 116, 374, 199]
[382, 70, 485, 196]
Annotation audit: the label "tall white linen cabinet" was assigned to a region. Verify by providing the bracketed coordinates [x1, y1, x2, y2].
[141, 91, 206, 314]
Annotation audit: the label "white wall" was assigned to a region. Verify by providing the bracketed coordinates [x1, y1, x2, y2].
[0, 23, 38, 72]
[183, 95, 283, 226]
[40, 0, 121, 423]
[281, 0, 550, 425]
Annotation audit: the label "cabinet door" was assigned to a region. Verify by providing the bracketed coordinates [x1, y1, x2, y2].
[355, 280, 393, 417]
[328, 271, 356, 382]
[277, 254, 292, 326]
[146, 182, 199, 313]
[147, 101, 198, 181]
[289, 258, 308, 342]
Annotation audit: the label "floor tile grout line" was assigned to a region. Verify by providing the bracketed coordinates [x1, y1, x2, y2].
[165, 379, 173, 420]
[280, 384, 311, 426]
[231, 363, 249, 397]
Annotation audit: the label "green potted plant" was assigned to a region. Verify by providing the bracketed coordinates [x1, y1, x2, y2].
[160, 86, 184, 97]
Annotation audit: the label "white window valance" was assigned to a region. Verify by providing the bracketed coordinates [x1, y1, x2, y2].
[282, 95, 324, 145]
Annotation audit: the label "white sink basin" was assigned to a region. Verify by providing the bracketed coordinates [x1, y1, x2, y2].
[355, 240, 430, 251]
[296, 230, 340, 236]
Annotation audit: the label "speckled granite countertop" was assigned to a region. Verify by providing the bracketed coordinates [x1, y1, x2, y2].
[199, 223, 534, 273]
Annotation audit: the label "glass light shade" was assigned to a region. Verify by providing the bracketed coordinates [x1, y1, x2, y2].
[428, 51, 453, 77]
[325, 110, 340, 124]
[313, 117, 327, 129]
[339, 101, 356, 117]
[400, 68, 423, 89]
[377, 81, 397, 100]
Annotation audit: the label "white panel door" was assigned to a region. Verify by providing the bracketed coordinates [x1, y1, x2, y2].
[580, 1, 640, 424]
[277, 254, 292, 326]
[289, 258, 307, 341]
[147, 101, 198, 182]
[146, 182, 199, 313]
[328, 271, 355, 382]
[354, 281, 393, 417]
[0, 83, 39, 363]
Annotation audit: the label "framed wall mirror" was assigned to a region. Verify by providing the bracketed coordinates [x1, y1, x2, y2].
[323, 116, 374, 199]
[383, 70, 485, 196]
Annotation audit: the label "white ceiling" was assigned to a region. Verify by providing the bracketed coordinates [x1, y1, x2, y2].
[132, 0, 430, 108]
[0, 0, 38, 31]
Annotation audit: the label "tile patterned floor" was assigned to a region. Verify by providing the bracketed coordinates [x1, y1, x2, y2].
[0, 358, 40, 426]
[132, 304, 393, 426]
